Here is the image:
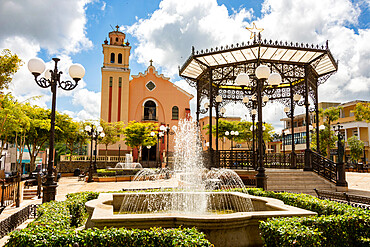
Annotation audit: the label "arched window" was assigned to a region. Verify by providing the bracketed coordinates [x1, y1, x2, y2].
[116, 37, 118, 42]
[118, 53, 122, 64]
[172, 106, 179, 120]
[144, 100, 156, 121]
[110, 53, 115, 63]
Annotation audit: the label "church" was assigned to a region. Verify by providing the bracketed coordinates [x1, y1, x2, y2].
[99, 27, 193, 164]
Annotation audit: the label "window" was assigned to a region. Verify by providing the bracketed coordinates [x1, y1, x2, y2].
[110, 53, 115, 63]
[109, 77, 113, 87]
[146, 81, 156, 91]
[115, 37, 118, 42]
[118, 53, 122, 64]
[144, 100, 156, 120]
[172, 106, 179, 120]
[119, 77, 122, 87]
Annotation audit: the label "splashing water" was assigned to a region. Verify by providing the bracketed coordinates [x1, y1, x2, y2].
[119, 119, 253, 214]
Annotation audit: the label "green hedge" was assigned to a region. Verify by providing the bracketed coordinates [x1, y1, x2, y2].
[6, 191, 212, 247]
[243, 188, 370, 247]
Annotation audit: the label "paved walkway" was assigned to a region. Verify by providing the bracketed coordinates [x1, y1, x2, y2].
[0, 171, 369, 246]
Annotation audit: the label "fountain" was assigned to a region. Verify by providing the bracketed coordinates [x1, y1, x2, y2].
[86, 119, 316, 247]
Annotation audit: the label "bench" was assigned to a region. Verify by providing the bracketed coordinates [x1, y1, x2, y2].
[314, 189, 370, 209]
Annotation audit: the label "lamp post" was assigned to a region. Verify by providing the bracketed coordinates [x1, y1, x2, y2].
[235, 64, 281, 190]
[85, 125, 104, 182]
[151, 130, 164, 168]
[118, 144, 121, 162]
[146, 146, 151, 166]
[250, 108, 257, 169]
[225, 130, 239, 151]
[28, 57, 85, 203]
[282, 129, 286, 165]
[333, 123, 348, 189]
[160, 124, 176, 168]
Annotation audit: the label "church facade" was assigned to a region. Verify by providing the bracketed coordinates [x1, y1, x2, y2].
[100, 28, 193, 163]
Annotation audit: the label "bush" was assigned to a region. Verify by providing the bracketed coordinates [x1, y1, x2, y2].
[6, 191, 212, 247]
[97, 169, 116, 177]
[242, 188, 370, 247]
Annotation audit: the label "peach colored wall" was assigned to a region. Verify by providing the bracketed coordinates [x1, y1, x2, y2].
[128, 66, 193, 151]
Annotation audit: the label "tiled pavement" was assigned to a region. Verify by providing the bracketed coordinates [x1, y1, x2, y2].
[0, 172, 369, 246]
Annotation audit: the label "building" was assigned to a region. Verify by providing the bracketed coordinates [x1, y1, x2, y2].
[280, 100, 369, 163]
[99, 27, 193, 163]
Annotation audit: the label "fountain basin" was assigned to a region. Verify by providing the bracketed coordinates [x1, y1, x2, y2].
[86, 192, 316, 247]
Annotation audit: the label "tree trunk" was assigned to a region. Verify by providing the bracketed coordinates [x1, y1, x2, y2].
[105, 145, 108, 166]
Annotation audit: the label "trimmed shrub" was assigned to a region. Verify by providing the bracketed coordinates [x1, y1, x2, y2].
[242, 188, 370, 246]
[6, 191, 212, 247]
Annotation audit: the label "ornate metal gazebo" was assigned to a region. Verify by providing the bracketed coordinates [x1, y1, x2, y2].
[179, 33, 338, 189]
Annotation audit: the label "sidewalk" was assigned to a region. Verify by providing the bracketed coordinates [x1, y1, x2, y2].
[0, 172, 369, 246]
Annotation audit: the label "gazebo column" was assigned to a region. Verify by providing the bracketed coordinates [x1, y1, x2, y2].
[315, 83, 320, 154]
[208, 68, 214, 168]
[215, 101, 219, 168]
[290, 85, 297, 169]
[304, 67, 313, 171]
[196, 80, 200, 124]
[255, 78, 266, 190]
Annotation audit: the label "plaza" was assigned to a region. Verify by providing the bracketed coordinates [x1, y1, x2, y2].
[1, 0, 370, 246]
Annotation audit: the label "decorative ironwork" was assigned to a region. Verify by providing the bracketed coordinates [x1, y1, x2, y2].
[0, 204, 37, 238]
[314, 189, 370, 209]
[311, 151, 337, 183]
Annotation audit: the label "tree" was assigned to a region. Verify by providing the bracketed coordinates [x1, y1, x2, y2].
[203, 120, 274, 149]
[59, 119, 87, 162]
[0, 49, 23, 91]
[122, 121, 157, 162]
[100, 120, 125, 163]
[310, 128, 337, 157]
[23, 104, 51, 171]
[347, 136, 364, 164]
[320, 107, 341, 159]
[353, 102, 370, 122]
[0, 94, 20, 159]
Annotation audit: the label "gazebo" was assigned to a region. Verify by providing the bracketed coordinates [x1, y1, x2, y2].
[179, 33, 339, 189]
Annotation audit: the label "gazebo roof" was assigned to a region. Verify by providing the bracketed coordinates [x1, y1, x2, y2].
[180, 39, 338, 80]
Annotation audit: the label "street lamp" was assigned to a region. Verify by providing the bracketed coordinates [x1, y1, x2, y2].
[333, 122, 347, 188]
[118, 144, 121, 162]
[235, 64, 282, 189]
[84, 125, 104, 183]
[146, 146, 151, 166]
[151, 130, 164, 168]
[160, 124, 176, 168]
[225, 130, 239, 151]
[28, 57, 85, 203]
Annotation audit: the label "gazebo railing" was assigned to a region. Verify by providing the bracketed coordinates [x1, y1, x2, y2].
[215, 150, 305, 170]
[311, 151, 337, 183]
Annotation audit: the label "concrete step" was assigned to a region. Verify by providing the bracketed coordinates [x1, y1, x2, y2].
[23, 189, 38, 200]
[265, 171, 336, 194]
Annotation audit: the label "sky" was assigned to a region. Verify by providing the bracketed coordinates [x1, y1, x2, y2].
[1, 0, 369, 131]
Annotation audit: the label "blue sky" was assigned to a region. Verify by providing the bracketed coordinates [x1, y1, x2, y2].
[1, 0, 369, 129]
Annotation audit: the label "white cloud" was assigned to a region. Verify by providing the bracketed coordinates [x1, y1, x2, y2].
[0, 0, 100, 122]
[0, 0, 93, 55]
[72, 89, 101, 121]
[126, 0, 370, 128]
[125, 0, 253, 77]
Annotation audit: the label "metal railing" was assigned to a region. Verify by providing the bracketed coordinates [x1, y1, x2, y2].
[314, 189, 370, 209]
[215, 150, 305, 170]
[0, 204, 37, 238]
[311, 151, 337, 183]
[1, 179, 18, 212]
[60, 155, 127, 162]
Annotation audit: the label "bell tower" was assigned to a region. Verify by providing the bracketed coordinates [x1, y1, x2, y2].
[100, 25, 131, 124]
